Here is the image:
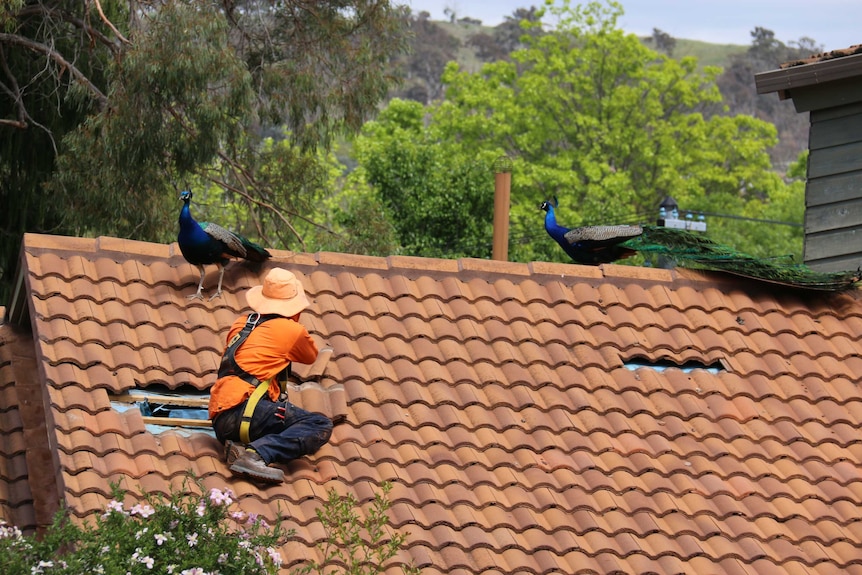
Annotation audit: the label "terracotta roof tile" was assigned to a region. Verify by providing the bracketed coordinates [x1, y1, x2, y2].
[6, 233, 862, 573]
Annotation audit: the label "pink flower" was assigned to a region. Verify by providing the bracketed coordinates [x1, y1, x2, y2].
[266, 547, 282, 566]
[104, 500, 126, 516]
[0, 522, 23, 540]
[208, 488, 234, 506]
[130, 504, 155, 518]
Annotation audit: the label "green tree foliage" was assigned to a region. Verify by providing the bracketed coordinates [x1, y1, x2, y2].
[355, 0, 803, 264]
[0, 0, 409, 299]
[352, 98, 500, 258]
[317, 182, 402, 257]
[55, 2, 253, 240]
[0, 0, 114, 295]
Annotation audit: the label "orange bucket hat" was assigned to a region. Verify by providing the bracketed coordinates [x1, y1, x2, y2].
[245, 268, 310, 317]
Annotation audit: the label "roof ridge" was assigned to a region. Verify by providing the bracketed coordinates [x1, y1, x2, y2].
[23, 232, 705, 288]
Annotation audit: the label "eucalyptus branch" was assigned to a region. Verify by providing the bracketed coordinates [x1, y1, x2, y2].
[211, 169, 273, 247]
[213, 147, 341, 245]
[0, 32, 108, 108]
[0, 118, 26, 128]
[214, 147, 334, 235]
[231, 174, 272, 245]
[91, 0, 131, 45]
[16, 3, 122, 54]
[207, 166, 308, 252]
[0, 45, 26, 128]
[163, 103, 306, 249]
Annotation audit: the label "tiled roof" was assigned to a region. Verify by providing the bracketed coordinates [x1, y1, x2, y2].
[3, 232, 862, 574]
[755, 43, 862, 98]
[780, 44, 862, 68]
[0, 324, 35, 531]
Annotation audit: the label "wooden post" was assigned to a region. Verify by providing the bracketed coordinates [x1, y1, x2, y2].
[492, 157, 512, 261]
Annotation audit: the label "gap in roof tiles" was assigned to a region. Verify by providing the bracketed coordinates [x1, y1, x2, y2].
[109, 383, 212, 436]
[624, 355, 725, 374]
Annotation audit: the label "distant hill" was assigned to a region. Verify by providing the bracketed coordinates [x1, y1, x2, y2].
[643, 37, 748, 68]
[434, 19, 748, 72]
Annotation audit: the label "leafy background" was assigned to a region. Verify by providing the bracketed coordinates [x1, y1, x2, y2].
[0, 0, 828, 301]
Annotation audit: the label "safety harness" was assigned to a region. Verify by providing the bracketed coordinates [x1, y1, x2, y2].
[218, 313, 290, 443]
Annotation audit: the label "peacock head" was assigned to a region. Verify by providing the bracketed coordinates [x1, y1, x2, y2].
[179, 190, 193, 203]
[539, 196, 559, 212]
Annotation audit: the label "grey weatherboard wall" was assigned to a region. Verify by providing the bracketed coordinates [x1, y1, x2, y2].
[755, 49, 862, 273]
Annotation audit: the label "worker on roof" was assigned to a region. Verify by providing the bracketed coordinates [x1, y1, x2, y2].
[209, 267, 332, 484]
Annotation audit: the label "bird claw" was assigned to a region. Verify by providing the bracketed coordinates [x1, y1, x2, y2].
[187, 292, 204, 300]
[207, 291, 223, 301]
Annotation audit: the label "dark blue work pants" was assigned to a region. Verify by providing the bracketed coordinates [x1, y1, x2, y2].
[213, 396, 332, 465]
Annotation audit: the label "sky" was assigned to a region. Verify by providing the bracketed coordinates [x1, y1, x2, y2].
[405, 0, 862, 52]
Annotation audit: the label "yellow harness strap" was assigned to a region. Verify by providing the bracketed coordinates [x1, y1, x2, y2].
[239, 381, 270, 444]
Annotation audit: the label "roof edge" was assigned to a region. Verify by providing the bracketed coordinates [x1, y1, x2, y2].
[755, 51, 862, 95]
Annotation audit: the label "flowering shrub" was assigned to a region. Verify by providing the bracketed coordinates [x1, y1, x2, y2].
[0, 481, 419, 575]
[0, 482, 289, 575]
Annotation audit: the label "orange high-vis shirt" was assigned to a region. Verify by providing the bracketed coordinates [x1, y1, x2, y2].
[208, 315, 319, 419]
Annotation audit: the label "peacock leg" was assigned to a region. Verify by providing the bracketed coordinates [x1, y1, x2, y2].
[187, 266, 206, 300]
[209, 264, 226, 301]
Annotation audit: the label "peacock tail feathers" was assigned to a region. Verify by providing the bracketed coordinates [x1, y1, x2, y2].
[626, 226, 861, 291]
[238, 236, 271, 262]
[624, 225, 749, 258]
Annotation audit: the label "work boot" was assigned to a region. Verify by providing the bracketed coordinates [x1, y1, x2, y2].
[224, 440, 244, 465]
[229, 449, 284, 484]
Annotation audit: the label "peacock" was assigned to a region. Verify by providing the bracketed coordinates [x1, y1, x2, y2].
[540, 197, 860, 291]
[177, 190, 271, 300]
